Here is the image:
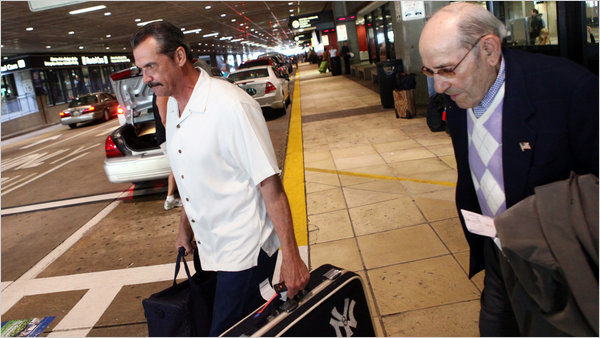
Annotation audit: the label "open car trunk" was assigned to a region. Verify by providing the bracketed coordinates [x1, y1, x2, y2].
[110, 121, 160, 156]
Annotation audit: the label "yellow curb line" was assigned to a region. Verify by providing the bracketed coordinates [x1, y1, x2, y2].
[305, 167, 457, 187]
[282, 69, 308, 246]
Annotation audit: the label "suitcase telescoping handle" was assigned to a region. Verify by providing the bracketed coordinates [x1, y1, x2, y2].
[174, 247, 193, 287]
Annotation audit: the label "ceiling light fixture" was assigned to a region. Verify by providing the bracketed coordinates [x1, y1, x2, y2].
[205, 5, 211, 9]
[79, 46, 84, 49]
[106, 34, 111, 38]
[220, 36, 233, 40]
[106, 47, 110, 50]
[46, 45, 51, 48]
[288, 2, 293, 5]
[135, 18, 141, 22]
[104, 12, 111, 16]
[69, 5, 106, 15]
[231, 19, 236, 22]
[289, 9, 294, 12]
[68, 31, 75, 34]
[231, 38, 243, 42]
[183, 28, 202, 34]
[137, 19, 163, 26]
[181, 28, 186, 31]
[203, 32, 219, 38]
[26, 27, 34, 31]
[221, 14, 226, 17]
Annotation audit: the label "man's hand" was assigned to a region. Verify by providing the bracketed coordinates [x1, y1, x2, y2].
[259, 174, 310, 298]
[280, 252, 310, 299]
[175, 206, 196, 255]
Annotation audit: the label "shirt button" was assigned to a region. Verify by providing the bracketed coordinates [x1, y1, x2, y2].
[196, 240, 201, 245]
[191, 219, 195, 223]
[181, 174, 184, 179]
[178, 149, 182, 153]
[186, 197, 189, 202]
[177, 124, 180, 128]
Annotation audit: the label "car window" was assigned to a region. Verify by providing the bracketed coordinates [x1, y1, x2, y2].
[239, 59, 270, 69]
[69, 95, 98, 107]
[271, 66, 283, 78]
[228, 69, 269, 82]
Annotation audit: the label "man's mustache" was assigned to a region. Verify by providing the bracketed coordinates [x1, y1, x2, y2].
[147, 82, 163, 88]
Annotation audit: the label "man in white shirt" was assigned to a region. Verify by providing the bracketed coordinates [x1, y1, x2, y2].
[132, 22, 309, 336]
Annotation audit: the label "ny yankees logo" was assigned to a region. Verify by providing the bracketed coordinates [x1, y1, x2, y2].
[329, 298, 357, 337]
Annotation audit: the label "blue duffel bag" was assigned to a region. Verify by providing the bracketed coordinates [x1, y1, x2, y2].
[142, 247, 216, 336]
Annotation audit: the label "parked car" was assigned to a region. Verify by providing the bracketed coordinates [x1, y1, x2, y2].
[59, 92, 118, 129]
[228, 65, 290, 114]
[239, 57, 288, 76]
[104, 67, 168, 183]
[259, 52, 293, 74]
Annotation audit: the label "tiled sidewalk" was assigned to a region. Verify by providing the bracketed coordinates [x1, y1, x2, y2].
[299, 64, 485, 336]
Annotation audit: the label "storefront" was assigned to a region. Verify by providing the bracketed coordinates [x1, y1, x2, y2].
[355, 2, 396, 63]
[1, 53, 133, 123]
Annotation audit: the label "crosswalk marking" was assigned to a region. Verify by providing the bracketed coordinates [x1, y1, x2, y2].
[1, 152, 89, 196]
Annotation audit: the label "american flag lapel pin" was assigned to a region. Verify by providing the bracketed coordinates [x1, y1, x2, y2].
[519, 142, 531, 152]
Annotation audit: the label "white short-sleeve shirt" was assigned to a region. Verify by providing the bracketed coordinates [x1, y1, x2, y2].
[165, 68, 281, 272]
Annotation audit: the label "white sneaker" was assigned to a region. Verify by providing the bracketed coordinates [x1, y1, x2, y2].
[164, 198, 183, 210]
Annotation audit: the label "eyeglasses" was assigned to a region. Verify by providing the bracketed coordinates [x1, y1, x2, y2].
[421, 35, 486, 78]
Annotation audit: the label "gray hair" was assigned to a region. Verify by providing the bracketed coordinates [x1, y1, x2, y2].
[437, 2, 507, 50]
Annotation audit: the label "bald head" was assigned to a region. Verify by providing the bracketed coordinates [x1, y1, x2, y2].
[418, 3, 505, 108]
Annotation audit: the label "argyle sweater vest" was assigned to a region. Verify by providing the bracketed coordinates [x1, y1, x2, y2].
[467, 84, 506, 217]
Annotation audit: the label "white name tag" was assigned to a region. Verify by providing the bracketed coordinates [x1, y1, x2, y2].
[259, 278, 276, 301]
[460, 209, 497, 237]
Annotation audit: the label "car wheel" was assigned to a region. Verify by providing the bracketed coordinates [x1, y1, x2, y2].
[69, 123, 77, 129]
[103, 108, 110, 121]
[279, 96, 287, 115]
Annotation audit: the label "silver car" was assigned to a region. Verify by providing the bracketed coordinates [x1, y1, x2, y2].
[103, 67, 170, 183]
[228, 65, 290, 114]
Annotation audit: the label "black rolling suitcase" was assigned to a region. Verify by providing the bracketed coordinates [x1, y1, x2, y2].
[221, 264, 375, 337]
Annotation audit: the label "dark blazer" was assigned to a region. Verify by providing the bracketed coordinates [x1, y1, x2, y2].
[446, 47, 599, 277]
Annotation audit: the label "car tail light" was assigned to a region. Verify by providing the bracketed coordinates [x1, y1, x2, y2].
[105, 135, 123, 158]
[265, 82, 276, 94]
[117, 105, 125, 115]
[110, 66, 140, 81]
[82, 105, 96, 113]
[59, 111, 70, 117]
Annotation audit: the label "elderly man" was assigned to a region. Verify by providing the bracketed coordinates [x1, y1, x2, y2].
[419, 2, 598, 336]
[132, 22, 309, 336]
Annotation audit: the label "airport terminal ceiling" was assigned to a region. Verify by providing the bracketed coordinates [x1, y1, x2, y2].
[0, 1, 348, 57]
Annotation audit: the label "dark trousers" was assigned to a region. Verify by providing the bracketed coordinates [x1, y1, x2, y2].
[208, 249, 278, 336]
[343, 55, 351, 74]
[479, 238, 520, 336]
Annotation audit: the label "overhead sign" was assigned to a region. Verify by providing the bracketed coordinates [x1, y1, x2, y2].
[289, 11, 334, 32]
[110, 55, 131, 63]
[1, 54, 133, 72]
[81, 55, 109, 65]
[1, 59, 27, 72]
[294, 33, 312, 42]
[400, 1, 426, 21]
[291, 15, 319, 30]
[44, 56, 79, 67]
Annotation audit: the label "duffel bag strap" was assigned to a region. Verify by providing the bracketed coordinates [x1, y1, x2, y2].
[174, 247, 193, 286]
